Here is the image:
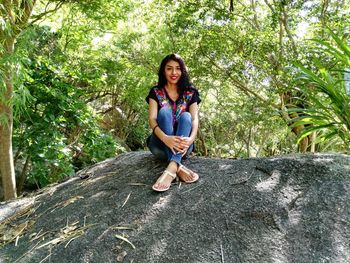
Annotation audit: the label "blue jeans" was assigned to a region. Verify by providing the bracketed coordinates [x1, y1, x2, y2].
[147, 107, 193, 165]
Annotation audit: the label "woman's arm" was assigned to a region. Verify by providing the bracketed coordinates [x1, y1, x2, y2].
[188, 102, 199, 144]
[148, 98, 161, 134]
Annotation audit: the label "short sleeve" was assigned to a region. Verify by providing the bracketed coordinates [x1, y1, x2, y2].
[145, 87, 158, 104]
[188, 88, 201, 106]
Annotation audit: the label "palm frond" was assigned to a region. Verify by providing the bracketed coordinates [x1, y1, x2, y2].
[290, 29, 350, 149]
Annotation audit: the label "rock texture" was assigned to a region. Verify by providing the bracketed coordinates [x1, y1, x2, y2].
[0, 151, 350, 263]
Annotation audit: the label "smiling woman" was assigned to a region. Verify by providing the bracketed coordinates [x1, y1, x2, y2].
[146, 54, 201, 192]
[164, 60, 182, 85]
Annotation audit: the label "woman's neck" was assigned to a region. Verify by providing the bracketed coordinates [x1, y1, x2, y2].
[166, 83, 178, 92]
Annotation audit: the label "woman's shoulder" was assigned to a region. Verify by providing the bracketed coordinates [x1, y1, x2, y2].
[184, 84, 201, 104]
[185, 84, 199, 93]
[148, 85, 165, 95]
[146, 85, 161, 103]
[150, 84, 162, 91]
[146, 85, 166, 102]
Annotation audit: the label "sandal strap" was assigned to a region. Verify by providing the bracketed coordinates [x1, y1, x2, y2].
[164, 170, 176, 178]
[179, 165, 193, 175]
[157, 170, 176, 184]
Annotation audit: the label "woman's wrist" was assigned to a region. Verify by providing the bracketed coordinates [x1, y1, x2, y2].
[188, 136, 195, 145]
[152, 124, 159, 133]
[159, 133, 168, 143]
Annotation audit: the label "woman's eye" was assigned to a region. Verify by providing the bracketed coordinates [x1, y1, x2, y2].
[165, 67, 181, 72]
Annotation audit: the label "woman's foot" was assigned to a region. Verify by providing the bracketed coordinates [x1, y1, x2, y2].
[177, 165, 199, 183]
[152, 169, 177, 192]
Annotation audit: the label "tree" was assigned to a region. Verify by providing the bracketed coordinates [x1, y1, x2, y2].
[0, 0, 37, 200]
[0, 0, 129, 198]
[1, 0, 134, 199]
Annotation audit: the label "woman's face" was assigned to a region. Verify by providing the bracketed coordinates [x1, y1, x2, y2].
[164, 60, 182, 85]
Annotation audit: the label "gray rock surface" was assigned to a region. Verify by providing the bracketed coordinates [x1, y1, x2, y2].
[0, 151, 350, 263]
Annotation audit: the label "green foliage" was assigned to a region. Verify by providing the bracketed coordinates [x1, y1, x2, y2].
[290, 29, 350, 150]
[13, 46, 124, 189]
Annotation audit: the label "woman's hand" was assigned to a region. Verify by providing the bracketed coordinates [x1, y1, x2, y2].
[163, 135, 184, 154]
[164, 135, 192, 155]
[178, 136, 192, 156]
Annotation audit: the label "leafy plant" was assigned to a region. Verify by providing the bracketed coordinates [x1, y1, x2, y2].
[13, 55, 125, 190]
[290, 29, 350, 150]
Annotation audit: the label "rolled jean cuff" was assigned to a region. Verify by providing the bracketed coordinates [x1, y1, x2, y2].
[170, 153, 182, 165]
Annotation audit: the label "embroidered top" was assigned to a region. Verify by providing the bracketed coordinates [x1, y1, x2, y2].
[146, 85, 201, 126]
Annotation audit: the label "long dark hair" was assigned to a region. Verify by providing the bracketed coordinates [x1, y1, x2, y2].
[158, 54, 191, 94]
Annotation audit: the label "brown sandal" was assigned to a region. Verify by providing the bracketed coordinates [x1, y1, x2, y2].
[177, 165, 199, 183]
[152, 170, 177, 192]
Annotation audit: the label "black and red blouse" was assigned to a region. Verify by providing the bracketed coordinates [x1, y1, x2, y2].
[146, 85, 201, 126]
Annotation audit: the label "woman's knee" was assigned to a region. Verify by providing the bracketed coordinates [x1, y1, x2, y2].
[158, 107, 172, 121]
[157, 107, 173, 134]
[179, 112, 192, 125]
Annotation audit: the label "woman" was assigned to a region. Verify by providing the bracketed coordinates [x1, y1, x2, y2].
[146, 54, 201, 192]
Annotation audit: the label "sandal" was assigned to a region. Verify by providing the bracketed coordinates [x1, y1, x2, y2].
[152, 170, 177, 192]
[177, 165, 199, 183]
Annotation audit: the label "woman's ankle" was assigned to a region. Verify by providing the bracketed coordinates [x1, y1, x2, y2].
[167, 161, 178, 173]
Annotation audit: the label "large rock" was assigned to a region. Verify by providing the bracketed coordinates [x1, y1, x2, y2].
[0, 151, 350, 262]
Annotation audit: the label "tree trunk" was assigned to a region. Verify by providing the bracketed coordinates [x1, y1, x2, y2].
[308, 132, 316, 153]
[17, 156, 31, 195]
[197, 129, 208, 156]
[0, 119, 16, 200]
[0, 0, 38, 200]
[0, 37, 17, 200]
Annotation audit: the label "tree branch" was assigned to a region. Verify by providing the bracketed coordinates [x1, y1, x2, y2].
[19, 0, 37, 27]
[250, 0, 260, 30]
[201, 50, 272, 106]
[29, 1, 64, 25]
[2, 0, 16, 25]
[85, 91, 115, 103]
[230, 0, 260, 30]
[17, 155, 31, 194]
[280, 6, 297, 56]
[263, 0, 275, 13]
[320, 0, 329, 29]
[229, 0, 234, 12]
